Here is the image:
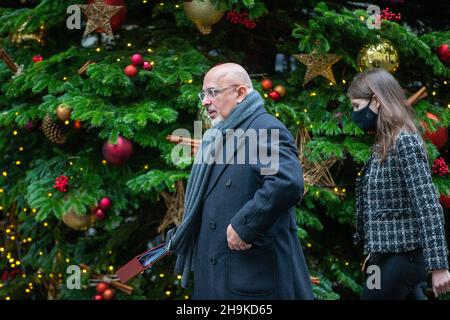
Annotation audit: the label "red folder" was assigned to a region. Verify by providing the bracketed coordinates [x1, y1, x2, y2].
[116, 243, 172, 283]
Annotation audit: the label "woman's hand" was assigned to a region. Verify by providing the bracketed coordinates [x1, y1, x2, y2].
[431, 269, 450, 297]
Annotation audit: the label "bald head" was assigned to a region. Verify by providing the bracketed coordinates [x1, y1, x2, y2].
[201, 63, 254, 123]
[204, 63, 253, 90]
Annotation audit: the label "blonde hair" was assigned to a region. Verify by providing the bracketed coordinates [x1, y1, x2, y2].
[348, 68, 420, 162]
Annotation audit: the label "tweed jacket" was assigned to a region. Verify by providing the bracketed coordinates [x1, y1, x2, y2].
[354, 130, 449, 271]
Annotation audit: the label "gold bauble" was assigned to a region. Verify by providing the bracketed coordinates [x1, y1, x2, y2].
[62, 209, 93, 230]
[56, 104, 72, 122]
[357, 39, 399, 73]
[274, 85, 287, 97]
[183, 0, 225, 35]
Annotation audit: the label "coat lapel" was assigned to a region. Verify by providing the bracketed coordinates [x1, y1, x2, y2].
[203, 107, 267, 200]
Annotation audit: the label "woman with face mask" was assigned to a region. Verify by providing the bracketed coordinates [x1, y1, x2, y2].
[348, 68, 450, 299]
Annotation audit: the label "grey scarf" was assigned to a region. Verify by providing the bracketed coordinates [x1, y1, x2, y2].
[168, 90, 265, 288]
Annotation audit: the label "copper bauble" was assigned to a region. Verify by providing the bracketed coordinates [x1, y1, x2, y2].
[273, 85, 286, 97]
[62, 209, 93, 230]
[56, 104, 72, 122]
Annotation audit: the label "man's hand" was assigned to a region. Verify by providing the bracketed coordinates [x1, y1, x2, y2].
[227, 224, 252, 251]
[432, 269, 450, 297]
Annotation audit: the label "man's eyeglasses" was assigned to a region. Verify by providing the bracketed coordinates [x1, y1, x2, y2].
[198, 85, 240, 102]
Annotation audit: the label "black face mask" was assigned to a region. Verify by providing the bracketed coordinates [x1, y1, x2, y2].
[352, 98, 378, 132]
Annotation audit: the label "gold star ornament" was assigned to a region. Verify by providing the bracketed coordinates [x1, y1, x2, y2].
[77, 0, 123, 37]
[295, 53, 342, 86]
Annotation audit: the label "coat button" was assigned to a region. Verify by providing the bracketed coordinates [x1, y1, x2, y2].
[210, 257, 217, 265]
[225, 179, 232, 187]
[209, 222, 216, 230]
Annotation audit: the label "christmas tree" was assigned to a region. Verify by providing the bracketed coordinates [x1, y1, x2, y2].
[0, 0, 449, 300]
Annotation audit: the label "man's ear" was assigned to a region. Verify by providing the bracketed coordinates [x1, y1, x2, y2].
[236, 86, 248, 103]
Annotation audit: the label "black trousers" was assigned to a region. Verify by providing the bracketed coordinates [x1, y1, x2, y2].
[361, 248, 428, 300]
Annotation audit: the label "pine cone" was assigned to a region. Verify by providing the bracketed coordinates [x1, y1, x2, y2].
[41, 114, 67, 144]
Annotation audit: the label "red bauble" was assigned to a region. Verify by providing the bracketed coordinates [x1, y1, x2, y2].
[124, 65, 138, 77]
[142, 61, 152, 71]
[440, 194, 450, 209]
[99, 197, 112, 211]
[269, 90, 281, 102]
[131, 54, 144, 67]
[437, 44, 450, 62]
[93, 294, 104, 300]
[421, 112, 448, 149]
[8, 268, 22, 280]
[87, 0, 127, 33]
[24, 120, 38, 131]
[96, 282, 109, 294]
[32, 55, 43, 63]
[261, 79, 273, 91]
[102, 288, 116, 300]
[102, 136, 133, 165]
[95, 208, 105, 220]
